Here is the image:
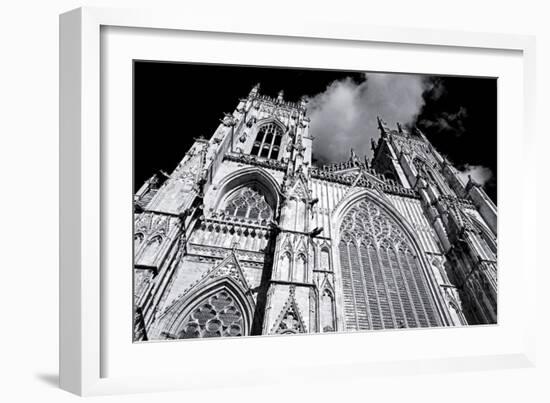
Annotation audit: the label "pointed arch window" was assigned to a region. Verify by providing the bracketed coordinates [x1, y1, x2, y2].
[321, 289, 336, 332]
[294, 255, 306, 283]
[134, 233, 144, 253]
[279, 253, 290, 281]
[320, 248, 331, 271]
[176, 289, 246, 339]
[338, 199, 440, 331]
[469, 214, 497, 257]
[250, 123, 283, 160]
[139, 235, 162, 266]
[224, 186, 273, 221]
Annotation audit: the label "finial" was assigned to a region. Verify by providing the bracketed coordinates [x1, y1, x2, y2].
[220, 112, 236, 127]
[377, 116, 388, 137]
[294, 134, 305, 154]
[277, 90, 284, 103]
[464, 174, 481, 191]
[371, 138, 377, 151]
[300, 95, 308, 108]
[249, 83, 260, 97]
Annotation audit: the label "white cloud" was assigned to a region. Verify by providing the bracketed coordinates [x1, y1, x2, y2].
[457, 164, 493, 186]
[306, 73, 429, 165]
[425, 77, 446, 101]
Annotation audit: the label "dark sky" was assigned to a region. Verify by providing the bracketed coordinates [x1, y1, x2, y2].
[134, 61, 496, 202]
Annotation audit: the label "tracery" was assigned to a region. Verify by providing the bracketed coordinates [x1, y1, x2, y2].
[338, 199, 440, 330]
[250, 122, 283, 160]
[224, 186, 273, 221]
[176, 289, 246, 339]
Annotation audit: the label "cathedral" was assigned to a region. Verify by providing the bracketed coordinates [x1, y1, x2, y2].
[133, 83, 497, 341]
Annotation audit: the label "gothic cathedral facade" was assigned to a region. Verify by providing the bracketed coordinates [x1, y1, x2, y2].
[133, 84, 497, 341]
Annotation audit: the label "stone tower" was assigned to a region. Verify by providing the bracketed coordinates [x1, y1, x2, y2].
[133, 84, 497, 341]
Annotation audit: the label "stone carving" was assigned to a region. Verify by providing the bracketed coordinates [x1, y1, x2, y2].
[271, 287, 307, 334]
[224, 186, 273, 222]
[133, 85, 497, 342]
[340, 200, 408, 247]
[134, 267, 155, 303]
[134, 212, 176, 241]
[339, 199, 440, 330]
[176, 290, 245, 339]
[223, 152, 287, 172]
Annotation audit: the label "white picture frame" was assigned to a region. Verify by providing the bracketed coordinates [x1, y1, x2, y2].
[59, 6, 537, 396]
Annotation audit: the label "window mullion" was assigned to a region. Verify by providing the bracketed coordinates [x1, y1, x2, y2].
[258, 128, 266, 157]
[346, 242, 360, 330]
[268, 128, 277, 159]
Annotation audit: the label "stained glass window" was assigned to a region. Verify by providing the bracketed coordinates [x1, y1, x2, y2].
[338, 200, 440, 330]
[177, 290, 245, 339]
[250, 123, 283, 160]
[224, 186, 273, 221]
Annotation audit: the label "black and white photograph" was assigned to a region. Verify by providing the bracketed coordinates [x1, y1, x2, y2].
[3, 0, 547, 399]
[132, 62, 497, 341]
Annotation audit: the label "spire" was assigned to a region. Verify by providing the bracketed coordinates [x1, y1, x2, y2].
[277, 89, 284, 103]
[350, 148, 359, 165]
[465, 174, 482, 192]
[294, 133, 305, 155]
[299, 95, 308, 110]
[413, 125, 430, 143]
[249, 83, 260, 98]
[364, 155, 370, 168]
[377, 116, 389, 137]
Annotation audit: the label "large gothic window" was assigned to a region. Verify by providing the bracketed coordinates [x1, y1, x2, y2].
[338, 200, 440, 330]
[224, 186, 273, 221]
[250, 123, 283, 160]
[176, 289, 246, 339]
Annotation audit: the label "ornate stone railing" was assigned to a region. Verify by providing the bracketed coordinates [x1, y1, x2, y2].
[255, 94, 302, 110]
[310, 168, 419, 199]
[223, 152, 288, 172]
[438, 194, 476, 208]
